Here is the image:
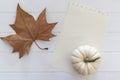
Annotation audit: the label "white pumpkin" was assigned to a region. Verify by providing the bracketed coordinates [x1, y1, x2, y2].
[71, 45, 101, 75]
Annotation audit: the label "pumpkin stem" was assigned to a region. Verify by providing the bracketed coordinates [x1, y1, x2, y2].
[84, 57, 100, 63]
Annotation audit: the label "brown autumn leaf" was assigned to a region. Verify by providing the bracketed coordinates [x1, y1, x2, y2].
[1, 4, 57, 58]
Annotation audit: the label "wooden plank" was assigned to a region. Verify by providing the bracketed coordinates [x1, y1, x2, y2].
[76, 0, 120, 13]
[99, 53, 120, 71]
[0, 72, 75, 80]
[0, 52, 119, 72]
[0, 0, 70, 13]
[0, 13, 120, 33]
[0, 0, 120, 13]
[102, 33, 120, 52]
[0, 33, 120, 52]
[0, 52, 53, 72]
[0, 71, 120, 80]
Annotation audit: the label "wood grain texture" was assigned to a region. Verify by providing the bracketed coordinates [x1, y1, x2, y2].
[0, 0, 120, 80]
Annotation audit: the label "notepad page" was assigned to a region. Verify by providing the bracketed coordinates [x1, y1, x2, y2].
[52, 2, 110, 76]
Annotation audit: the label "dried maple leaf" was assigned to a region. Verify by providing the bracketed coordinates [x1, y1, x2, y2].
[1, 4, 57, 58]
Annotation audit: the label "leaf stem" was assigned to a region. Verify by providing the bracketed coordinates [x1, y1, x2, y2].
[84, 57, 100, 63]
[34, 41, 48, 50]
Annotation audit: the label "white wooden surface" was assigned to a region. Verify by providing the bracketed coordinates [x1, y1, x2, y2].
[0, 0, 120, 80]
